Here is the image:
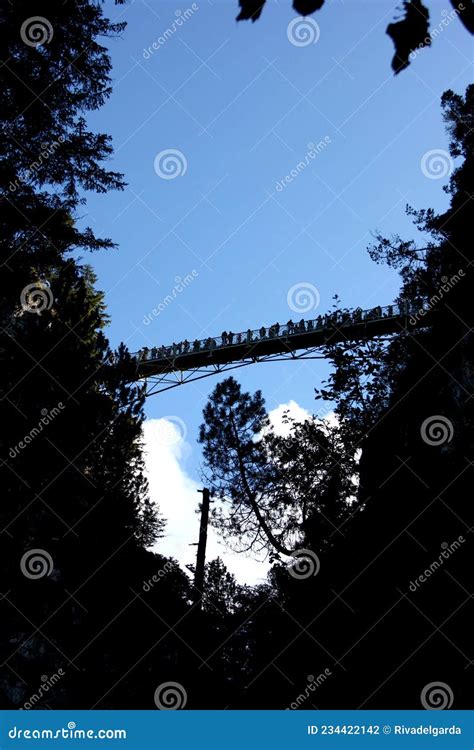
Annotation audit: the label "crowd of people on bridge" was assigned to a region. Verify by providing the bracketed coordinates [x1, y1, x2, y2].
[135, 303, 405, 363]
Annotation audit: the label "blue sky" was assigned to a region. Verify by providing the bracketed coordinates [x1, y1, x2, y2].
[82, 0, 472, 579]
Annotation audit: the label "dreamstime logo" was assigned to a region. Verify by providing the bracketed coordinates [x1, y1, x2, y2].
[155, 416, 187, 446]
[8, 403, 65, 459]
[143, 561, 174, 592]
[420, 149, 453, 180]
[287, 17, 320, 47]
[143, 4, 199, 59]
[20, 17, 54, 47]
[286, 669, 332, 709]
[21, 669, 65, 710]
[287, 283, 320, 313]
[409, 536, 465, 592]
[420, 681, 454, 710]
[143, 271, 198, 325]
[154, 681, 187, 709]
[420, 416, 454, 446]
[20, 282, 54, 315]
[20, 549, 53, 580]
[409, 270, 465, 326]
[289, 548, 320, 579]
[9, 137, 65, 193]
[154, 149, 187, 179]
[275, 137, 331, 192]
[410, 5, 465, 61]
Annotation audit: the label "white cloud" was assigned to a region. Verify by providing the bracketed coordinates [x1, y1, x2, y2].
[143, 418, 199, 568]
[143, 400, 332, 586]
[143, 418, 270, 585]
[267, 399, 312, 436]
[268, 399, 339, 433]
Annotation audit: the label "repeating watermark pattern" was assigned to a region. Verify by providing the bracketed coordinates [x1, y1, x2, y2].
[287, 17, 320, 47]
[154, 149, 187, 179]
[142, 561, 174, 592]
[409, 270, 465, 325]
[20, 669, 66, 710]
[420, 415, 454, 446]
[409, 536, 465, 592]
[20, 549, 54, 580]
[8, 403, 65, 459]
[420, 681, 454, 710]
[420, 149, 453, 180]
[409, 5, 465, 61]
[286, 669, 332, 709]
[20, 17, 54, 47]
[289, 548, 321, 579]
[143, 271, 198, 325]
[287, 282, 320, 313]
[9, 137, 65, 193]
[154, 681, 187, 709]
[155, 416, 187, 447]
[20, 282, 54, 315]
[275, 137, 331, 192]
[143, 4, 199, 59]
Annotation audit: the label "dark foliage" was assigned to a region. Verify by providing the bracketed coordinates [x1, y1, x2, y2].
[236, 0, 472, 74]
[0, 0, 164, 708]
[293, 0, 325, 17]
[386, 0, 431, 74]
[236, 0, 266, 23]
[452, 0, 474, 34]
[197, 86, 473, 709]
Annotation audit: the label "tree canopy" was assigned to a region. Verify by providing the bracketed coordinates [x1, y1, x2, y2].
[237, 0, 473, 74]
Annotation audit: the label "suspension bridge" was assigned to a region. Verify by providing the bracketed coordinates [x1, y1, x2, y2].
[132, 302, 433, 396]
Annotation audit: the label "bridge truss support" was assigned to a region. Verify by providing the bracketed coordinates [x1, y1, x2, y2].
[140, 347, 327, 396]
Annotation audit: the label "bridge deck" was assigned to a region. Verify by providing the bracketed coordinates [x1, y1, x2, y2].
[134, 304, 431, 380]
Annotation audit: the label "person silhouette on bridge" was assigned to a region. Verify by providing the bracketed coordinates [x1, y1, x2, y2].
[287, 319, 294, 335]
[193, 339, 200, 351]
[259, 326, 266, 339]
[228, 331, 234, 344]
[221, 331, 228, 345]
[246, 329, 253, 343]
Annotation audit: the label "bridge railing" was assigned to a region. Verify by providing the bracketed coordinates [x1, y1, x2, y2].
[133, 302, 415, 364]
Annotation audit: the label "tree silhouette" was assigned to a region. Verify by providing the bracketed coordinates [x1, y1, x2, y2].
[199, 376, 361, 558]
[236, 0, 472, 74]
[199, 377, 291, 556]
[0, 0, 164, 708]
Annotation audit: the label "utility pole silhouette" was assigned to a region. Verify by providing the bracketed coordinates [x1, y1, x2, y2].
[192, 487, 211, 607]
